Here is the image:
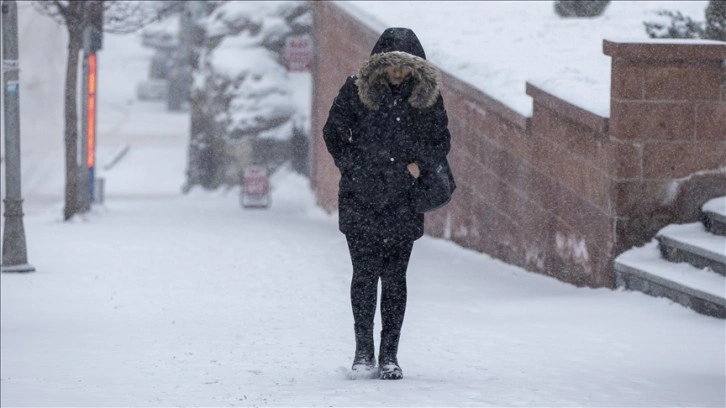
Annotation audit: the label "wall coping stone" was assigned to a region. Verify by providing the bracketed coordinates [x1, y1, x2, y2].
[603, 39, 726, 61]
[526, 82, 609, 134]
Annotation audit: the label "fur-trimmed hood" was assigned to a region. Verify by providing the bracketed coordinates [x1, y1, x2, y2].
[355, 51, 441, 111]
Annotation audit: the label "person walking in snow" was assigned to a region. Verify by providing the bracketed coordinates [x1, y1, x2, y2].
[323, 27, 452, 380]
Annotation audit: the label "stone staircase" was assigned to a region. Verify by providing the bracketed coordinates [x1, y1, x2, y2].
[614, 196, 726, 318]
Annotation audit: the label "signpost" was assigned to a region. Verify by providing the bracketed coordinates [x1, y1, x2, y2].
[79, 2, 103, 212]
[87, 52, 98, 202]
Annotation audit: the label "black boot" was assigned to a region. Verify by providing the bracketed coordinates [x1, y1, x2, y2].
[378, 330, 402, 380]
[351, 325, 376, 373]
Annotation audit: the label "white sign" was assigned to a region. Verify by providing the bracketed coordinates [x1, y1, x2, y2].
[284, 34, 313, 72]
[3, 59, 19, 74]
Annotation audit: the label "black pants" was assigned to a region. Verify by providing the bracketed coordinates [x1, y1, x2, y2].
[346, 233, 414, 364]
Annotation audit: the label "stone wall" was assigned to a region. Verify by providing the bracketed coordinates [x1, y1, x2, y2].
[604, 40, 726, 255]
[311, 2, 726, 288]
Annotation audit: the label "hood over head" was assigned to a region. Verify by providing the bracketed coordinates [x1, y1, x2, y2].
[356, 28, 440, 110]
[370, 27, 427, 59]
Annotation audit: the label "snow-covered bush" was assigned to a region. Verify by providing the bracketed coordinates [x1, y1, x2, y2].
[185, 0, 311, 191]
[643, 10, 704, 39]
[643, 1, 724, 41]
[554, 0, 610, 18]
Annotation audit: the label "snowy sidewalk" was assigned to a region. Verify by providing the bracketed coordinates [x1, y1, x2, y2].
[2, 164, 725, 406]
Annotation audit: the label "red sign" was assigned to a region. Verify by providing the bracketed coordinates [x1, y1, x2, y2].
[284, 34, 313, 72]
[241, 166, 271, 208]
[244, 175, 268, 196]
[87, 53, 97, 168]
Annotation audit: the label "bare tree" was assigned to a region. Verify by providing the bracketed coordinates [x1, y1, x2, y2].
[32, 0, 181, 220]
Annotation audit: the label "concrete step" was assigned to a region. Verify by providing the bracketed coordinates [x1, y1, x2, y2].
[614, 241, 726, 318]
[657, 223, 726, 276]
[701, 196, 726, 237]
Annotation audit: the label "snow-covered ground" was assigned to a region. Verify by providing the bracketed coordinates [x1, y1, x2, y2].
[2, 2, 725, 407]
[3, 158, 725, 406]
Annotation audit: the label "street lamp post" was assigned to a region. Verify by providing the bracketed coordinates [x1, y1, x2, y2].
[1, 0, 35, 273]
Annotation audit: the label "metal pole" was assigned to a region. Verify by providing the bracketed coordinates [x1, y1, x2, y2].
[78, 28, 90, 212]
[1, 0, 34, 273]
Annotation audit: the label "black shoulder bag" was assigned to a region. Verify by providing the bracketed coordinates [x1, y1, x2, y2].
[413, 157, 456, 213]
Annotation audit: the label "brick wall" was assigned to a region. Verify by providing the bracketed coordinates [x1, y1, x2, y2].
[310, 2, 379, 212]
[311, 3, 726, 288]
[604, 41, 726, 256]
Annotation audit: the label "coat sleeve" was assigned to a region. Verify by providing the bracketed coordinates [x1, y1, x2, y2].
[416, 94, 452, 172]
[323, 76, 358, 175]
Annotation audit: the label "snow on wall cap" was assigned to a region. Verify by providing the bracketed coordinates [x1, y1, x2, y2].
[603, 39, 726, 61]
[703, 196, 726, 218]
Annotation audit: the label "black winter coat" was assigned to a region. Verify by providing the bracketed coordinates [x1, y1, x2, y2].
[323, 28, 451, 242]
